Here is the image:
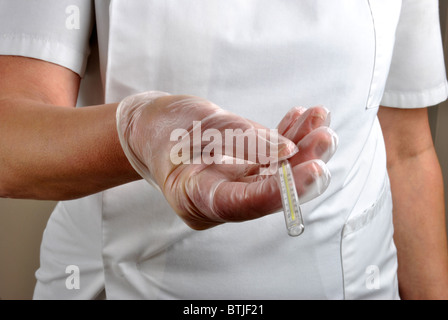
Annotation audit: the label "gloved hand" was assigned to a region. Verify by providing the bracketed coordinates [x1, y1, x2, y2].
[276, 105, 338, 203]
[116, 91, 337, 230]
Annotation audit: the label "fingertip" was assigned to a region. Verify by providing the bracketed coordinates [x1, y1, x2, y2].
[277, 106, 308, 134]
[278, 139, 299, 160]
[292, 159, 331, 203]
[309, 105, 331, 127]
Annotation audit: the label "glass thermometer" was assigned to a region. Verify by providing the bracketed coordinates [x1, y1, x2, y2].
[278, 160, 305, 237]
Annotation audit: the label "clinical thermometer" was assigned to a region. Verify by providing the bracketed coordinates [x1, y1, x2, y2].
[278, 160, 304, 237]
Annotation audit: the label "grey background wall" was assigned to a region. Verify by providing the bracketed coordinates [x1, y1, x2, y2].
[0, 199, 55, 299]
[1, 2, 448, 300]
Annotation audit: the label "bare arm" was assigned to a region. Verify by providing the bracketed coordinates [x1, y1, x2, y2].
[0, 56, 141, 200]
[378, 106, 448, 299]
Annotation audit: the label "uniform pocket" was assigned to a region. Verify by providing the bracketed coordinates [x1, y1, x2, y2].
[341, 176, 400, 299]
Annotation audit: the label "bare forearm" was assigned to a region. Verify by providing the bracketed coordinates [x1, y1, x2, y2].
[388, 147, 448, 299]
[0, 98, 140, 200]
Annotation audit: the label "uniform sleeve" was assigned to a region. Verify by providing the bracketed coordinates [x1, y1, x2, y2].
[0, 0, 94, 77]
[381, 0, 448, 108]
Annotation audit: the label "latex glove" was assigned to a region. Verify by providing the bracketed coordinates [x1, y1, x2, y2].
[276, 105, 338, 203]
[116, 91, 337, 230]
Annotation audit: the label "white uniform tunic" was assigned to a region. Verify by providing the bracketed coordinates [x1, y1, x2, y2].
[0, 0, 447, 299]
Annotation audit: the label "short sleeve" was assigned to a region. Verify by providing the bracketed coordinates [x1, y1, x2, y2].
[0, 0, 94, 76]
[381, 0, 448, 108]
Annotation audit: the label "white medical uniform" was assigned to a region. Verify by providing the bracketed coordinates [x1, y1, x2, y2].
[0, 0, 447, 300]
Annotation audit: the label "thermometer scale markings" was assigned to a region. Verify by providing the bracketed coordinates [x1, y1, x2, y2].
[281, 162, 296, 221]
[278, 160, 304, 237]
